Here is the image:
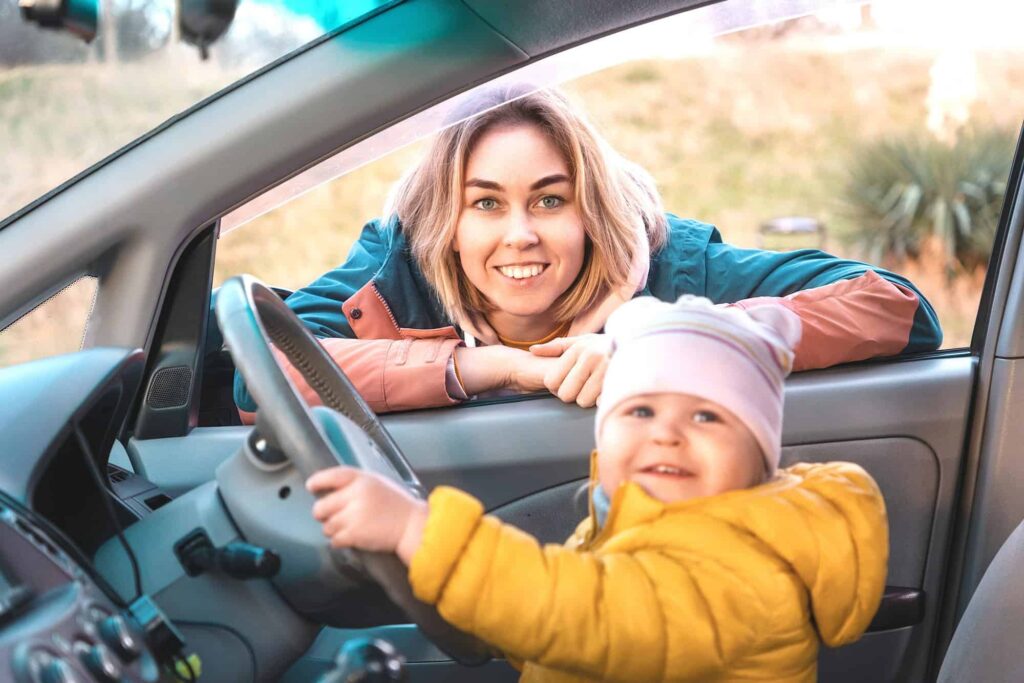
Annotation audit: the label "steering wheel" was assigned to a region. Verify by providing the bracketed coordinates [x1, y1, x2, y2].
[215, 274, 490, 666]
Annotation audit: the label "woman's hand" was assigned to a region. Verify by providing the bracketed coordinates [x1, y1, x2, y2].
[307, 467, 428, 565]
[529, 333, 612, 407]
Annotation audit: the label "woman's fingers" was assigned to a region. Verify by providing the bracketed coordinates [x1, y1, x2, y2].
[529, 337, 573, 357]
[557, 349, 606, 403]
[541, 334, 612, 404]
[574, 362, 607, 408]
[543, 343, 581, 394]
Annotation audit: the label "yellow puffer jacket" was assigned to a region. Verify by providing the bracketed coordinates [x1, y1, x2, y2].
[408, 460, 888, 683]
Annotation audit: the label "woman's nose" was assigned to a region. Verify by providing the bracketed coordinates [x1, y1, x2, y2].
[502, 213, 540, 249]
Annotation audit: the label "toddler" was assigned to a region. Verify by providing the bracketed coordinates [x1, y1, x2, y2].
[307, 295, 888, 682]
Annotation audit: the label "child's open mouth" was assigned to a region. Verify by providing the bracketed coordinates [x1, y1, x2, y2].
[639, 464, 694, 479]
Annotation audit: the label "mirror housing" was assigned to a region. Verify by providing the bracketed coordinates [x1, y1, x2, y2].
[18, 0, 99, 42]
[179, 0, 238, 59]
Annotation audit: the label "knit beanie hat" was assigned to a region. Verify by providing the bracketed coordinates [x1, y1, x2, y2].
[595, 295, 802, 475]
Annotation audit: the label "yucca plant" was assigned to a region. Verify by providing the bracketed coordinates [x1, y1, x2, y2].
[842, 128, 1014, 277]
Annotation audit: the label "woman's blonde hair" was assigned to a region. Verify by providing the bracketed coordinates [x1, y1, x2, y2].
[386, 85, 668, 326]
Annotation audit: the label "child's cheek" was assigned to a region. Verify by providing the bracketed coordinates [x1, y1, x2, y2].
[596, 453, 623, 494]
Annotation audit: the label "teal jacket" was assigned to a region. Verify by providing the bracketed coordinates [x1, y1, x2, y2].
[233, 214, 941, 412]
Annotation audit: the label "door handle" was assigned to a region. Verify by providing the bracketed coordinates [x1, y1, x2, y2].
[867, 586, 925, 632]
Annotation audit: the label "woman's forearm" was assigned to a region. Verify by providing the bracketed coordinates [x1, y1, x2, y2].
[453, 345, 551, 395]
[453, 345, 514, 395]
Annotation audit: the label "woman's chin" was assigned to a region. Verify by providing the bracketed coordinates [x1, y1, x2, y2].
[486, 293, 561, 320]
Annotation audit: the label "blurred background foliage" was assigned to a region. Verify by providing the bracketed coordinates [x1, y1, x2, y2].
[842, 128, 1014, 277]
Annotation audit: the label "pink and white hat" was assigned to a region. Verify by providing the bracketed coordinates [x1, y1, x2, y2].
[596, 295, 802, 475]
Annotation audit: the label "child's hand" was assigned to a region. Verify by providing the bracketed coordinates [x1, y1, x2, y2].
[306, 467, 428, 565]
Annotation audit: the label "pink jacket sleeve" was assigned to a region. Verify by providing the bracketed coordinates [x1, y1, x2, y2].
[732, 270, 920, 371]
[239, 336, 463, 423]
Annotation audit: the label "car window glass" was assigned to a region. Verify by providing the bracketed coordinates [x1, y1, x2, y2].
[0, 276, 97, 368]
[1, 0, 393, 221]
[218, 2, 1023, 356]
[212, 2, 1024, 423]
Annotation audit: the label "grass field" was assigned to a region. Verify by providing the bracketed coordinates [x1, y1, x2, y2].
[4, 40, 1024, 364]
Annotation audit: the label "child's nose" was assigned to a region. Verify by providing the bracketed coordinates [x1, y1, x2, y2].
[652, 421, 685, 446]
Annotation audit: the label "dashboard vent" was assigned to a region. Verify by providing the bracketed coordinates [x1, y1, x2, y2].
[146, 365, 192, 409]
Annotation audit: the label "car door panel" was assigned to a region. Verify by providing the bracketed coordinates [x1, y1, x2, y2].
[139, 354, 969, 682]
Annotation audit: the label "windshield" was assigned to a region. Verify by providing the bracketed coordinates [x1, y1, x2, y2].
[0, 0, 391, 220]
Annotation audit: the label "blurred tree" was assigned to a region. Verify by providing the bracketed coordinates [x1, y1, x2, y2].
[842, 129, 1014, 277]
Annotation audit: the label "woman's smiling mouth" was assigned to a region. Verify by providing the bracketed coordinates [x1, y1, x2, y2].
[496, 263, 549, 281]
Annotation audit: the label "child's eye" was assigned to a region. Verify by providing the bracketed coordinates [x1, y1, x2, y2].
[537, 195, 564, 210]
[628, 405, 654, 418]
[692, 410, 719, 423]
[473, 198, 499, 211]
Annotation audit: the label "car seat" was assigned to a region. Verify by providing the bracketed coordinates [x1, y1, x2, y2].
[937, 519, 1024, 682]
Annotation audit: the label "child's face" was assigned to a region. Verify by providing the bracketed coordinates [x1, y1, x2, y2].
[598, 392, 765, 504]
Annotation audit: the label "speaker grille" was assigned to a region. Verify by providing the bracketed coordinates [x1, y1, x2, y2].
[146, 366, 192, 409]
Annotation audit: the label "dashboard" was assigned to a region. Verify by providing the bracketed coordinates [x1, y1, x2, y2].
[0, 348, 174, 683]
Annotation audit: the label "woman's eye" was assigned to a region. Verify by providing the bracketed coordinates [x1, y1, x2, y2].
[537, 195, 563, 210]
[628, 405, 654, 418]
[693, 410, 719, 424]
[473, 198, 499, 211]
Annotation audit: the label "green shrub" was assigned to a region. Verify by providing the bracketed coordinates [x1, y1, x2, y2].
[842, 128, 1015, 276]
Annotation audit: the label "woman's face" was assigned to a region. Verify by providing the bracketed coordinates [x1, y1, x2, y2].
[454, 123, 586, 339]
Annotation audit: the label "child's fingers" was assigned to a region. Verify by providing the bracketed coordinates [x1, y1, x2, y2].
[322, 507, 354, 537]
[311, 486, 355, 522]
[306, 466, 359, 494]
[329, 525, 356, 549]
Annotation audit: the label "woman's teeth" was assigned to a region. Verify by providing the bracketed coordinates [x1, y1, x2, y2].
[498, 264, 545, 279]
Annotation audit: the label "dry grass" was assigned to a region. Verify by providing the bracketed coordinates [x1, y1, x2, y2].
[6, 42, 1024, 363]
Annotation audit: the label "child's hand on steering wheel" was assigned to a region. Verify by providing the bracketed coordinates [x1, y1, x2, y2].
[307, 467, 428, 565]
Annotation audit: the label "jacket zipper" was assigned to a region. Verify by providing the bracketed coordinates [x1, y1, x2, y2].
[371, 283, 402, 333]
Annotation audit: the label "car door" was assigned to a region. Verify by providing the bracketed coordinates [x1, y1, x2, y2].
[4, 1, 1019, 681]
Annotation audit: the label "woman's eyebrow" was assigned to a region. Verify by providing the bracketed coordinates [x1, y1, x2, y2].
[464, 174, 570, 192]
[530, 174, 570, 191]
[465, 178, 503, 191]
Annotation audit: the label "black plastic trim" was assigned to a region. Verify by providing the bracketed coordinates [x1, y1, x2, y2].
[132, 225, 217, 439]
[971, 121, 1024, 354]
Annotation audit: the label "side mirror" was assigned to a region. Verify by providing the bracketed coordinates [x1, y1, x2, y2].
[18, 0, 99, 42]
[179, 0, 239, 59]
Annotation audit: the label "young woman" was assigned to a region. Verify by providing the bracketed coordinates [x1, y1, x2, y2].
[234, 85, 941, 415]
